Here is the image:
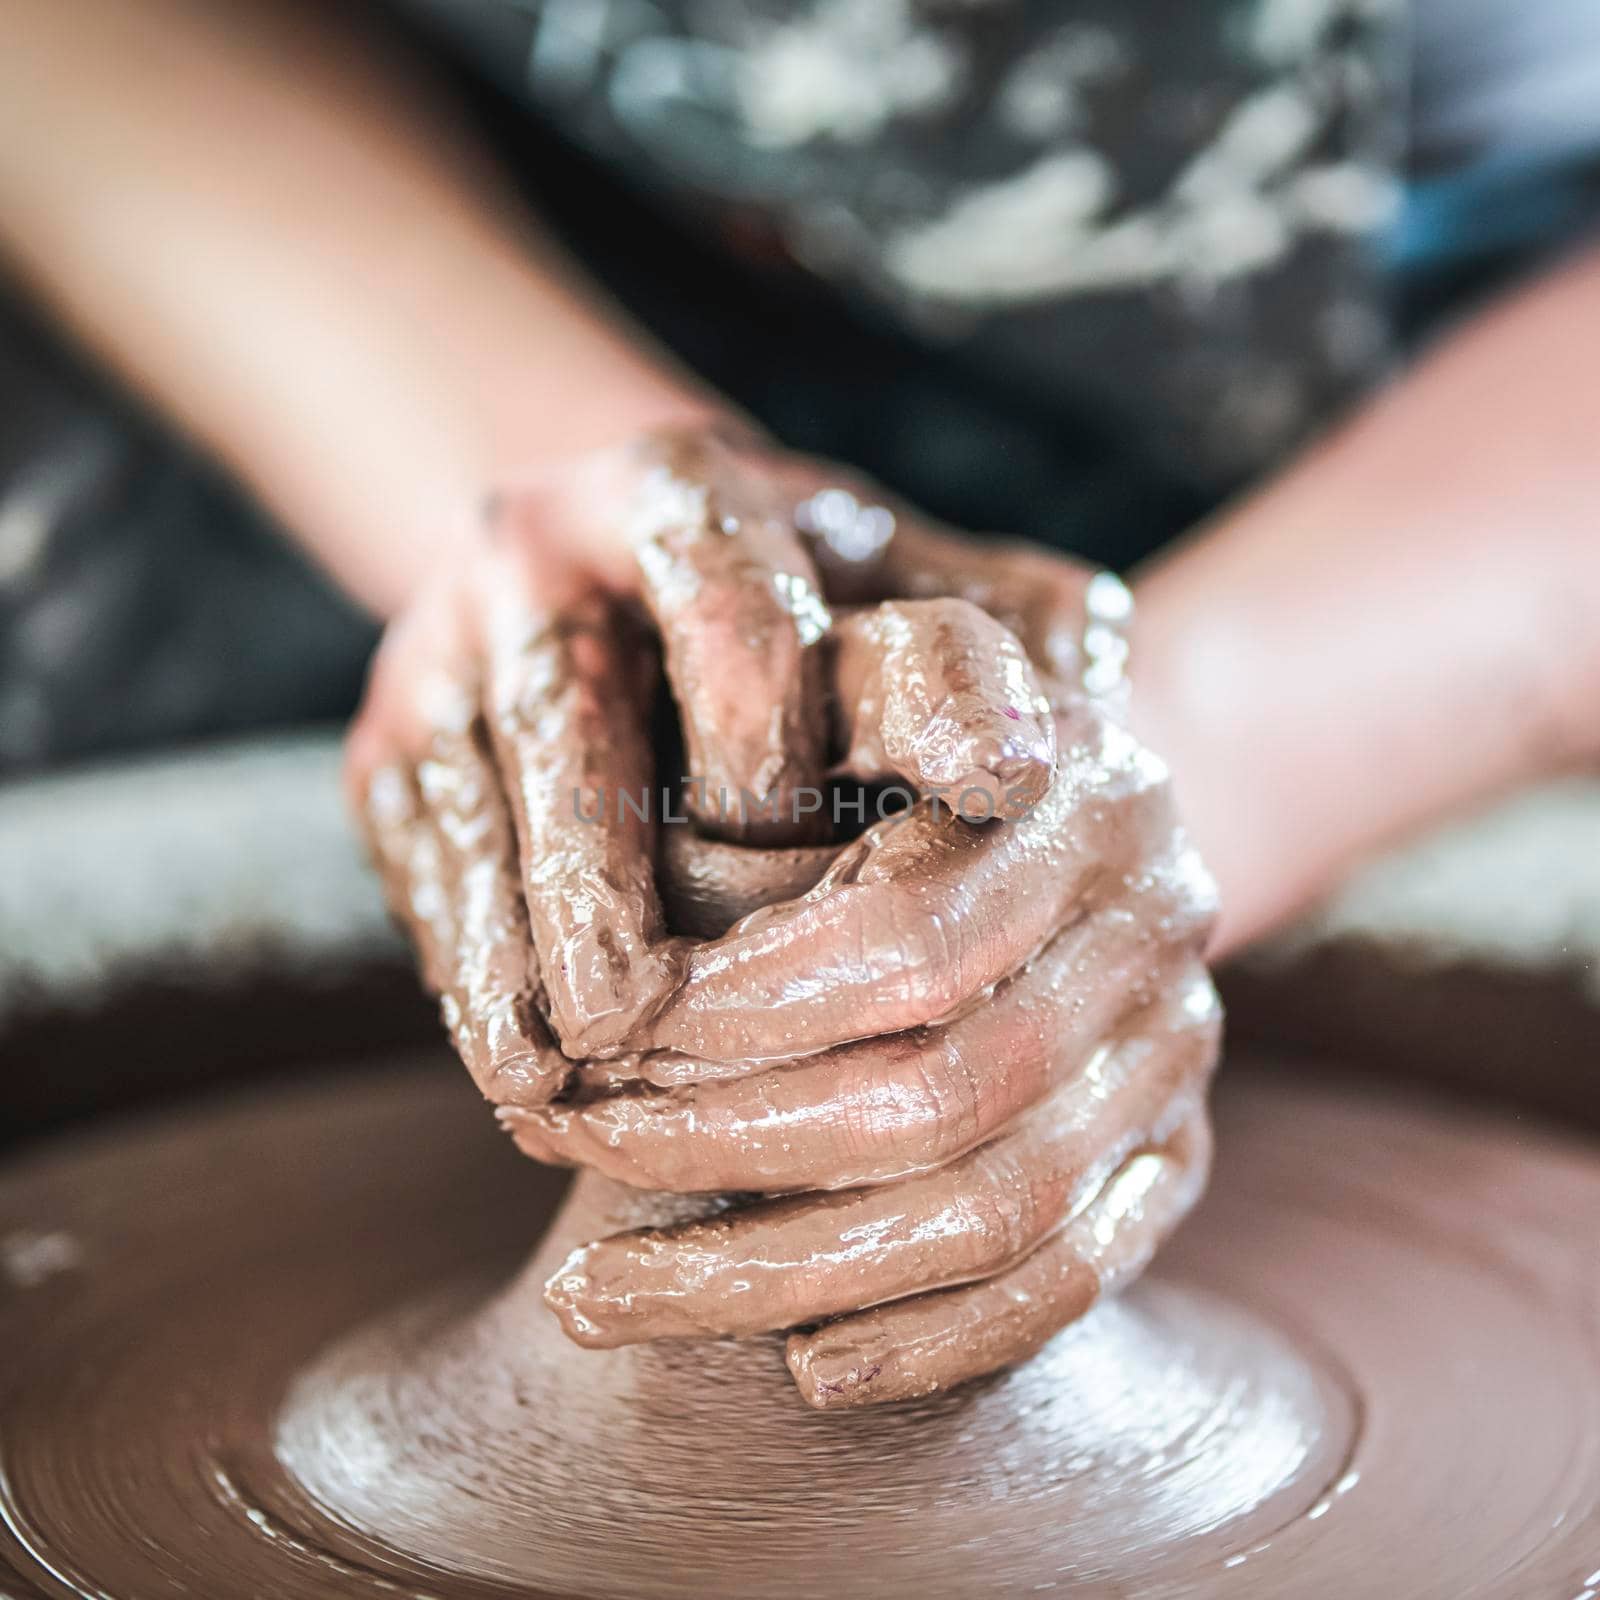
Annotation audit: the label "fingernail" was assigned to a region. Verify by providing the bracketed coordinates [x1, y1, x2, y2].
[785, 1331, 886, 1411]
[542, 1245, 612, 1347]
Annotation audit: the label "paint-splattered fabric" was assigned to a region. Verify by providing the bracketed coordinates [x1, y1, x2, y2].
[410, 0, 1406, 489]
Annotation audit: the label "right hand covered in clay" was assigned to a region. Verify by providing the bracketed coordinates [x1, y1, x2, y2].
[348, 424, 1221, 1409]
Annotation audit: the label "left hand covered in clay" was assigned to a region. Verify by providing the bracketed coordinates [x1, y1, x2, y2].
[349, 425, 1221, 1408]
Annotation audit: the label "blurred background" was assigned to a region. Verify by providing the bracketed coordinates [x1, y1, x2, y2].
[4, 0, 1600, 1149]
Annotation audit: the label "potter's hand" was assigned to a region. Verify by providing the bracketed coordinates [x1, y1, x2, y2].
[521, 739, 1219, 1408]
[490, 472, 1221, 1407]
[346, 422, 838, 1094]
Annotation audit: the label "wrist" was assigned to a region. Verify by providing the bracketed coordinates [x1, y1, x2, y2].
[1128, 557, 1289, 961]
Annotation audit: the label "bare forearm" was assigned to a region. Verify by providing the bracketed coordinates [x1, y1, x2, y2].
[0, 0, 716, 615]
[1134, 244, 1600, 953]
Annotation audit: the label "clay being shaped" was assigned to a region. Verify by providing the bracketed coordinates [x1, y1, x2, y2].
[348, 427, 1218, 1408]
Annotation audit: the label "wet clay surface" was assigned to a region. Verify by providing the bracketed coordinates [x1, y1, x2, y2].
[5, 1056, 1600, 1598]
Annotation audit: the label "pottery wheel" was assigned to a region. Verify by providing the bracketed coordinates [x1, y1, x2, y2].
[3, 1055, 1599, 1598]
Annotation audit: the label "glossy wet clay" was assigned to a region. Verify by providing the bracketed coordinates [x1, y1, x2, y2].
[4, 1059, 1600, 1597]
